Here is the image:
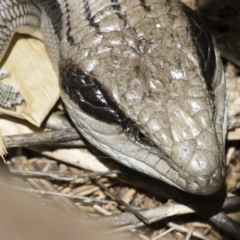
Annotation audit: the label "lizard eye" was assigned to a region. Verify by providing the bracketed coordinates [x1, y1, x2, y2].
[125, 121, 153, 146]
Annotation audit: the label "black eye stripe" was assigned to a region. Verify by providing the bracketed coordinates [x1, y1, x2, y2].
[61, 64, 125, 125]
[184, 5, 216, 93]
[61, 64, 153, 146]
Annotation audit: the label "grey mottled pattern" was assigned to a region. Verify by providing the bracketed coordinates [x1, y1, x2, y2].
[0, 0, 227, 194]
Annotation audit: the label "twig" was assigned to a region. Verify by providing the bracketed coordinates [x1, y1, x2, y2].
[13, 186, 118, 205]
[109, 222, 145, 233]
[151, 227, 176, 240]
[94, 196, 240, 226]
[185, 228, 194, 240]
[3, 128, 82, 148]
[9, 168, 120, 181]
[228, 116, 240, 130]
[93, 178, 150, 224]
[167, 222, 209, 240]
[48, 140, 86, 147]
[92, 204, 112, 216]
[210, 212, 240, 240]
[94, 201, 192, 226]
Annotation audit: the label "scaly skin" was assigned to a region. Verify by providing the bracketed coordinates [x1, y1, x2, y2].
[0, 0, 228, 194]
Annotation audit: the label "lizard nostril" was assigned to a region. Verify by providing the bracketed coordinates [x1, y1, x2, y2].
[185, 150, 220, 176]
[195, 177, 209, 189]
[187, 173, 223, 194]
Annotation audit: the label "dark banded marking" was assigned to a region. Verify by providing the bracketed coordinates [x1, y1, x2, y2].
[184, 5, 216, 92]
[140, 0, 146, 4]
[111, 0, 121, 12]
[140, 0, 150, 11]
[33, 0, 63, 39]
[110, 0, 127, 25]
[65, 2, 74, 44]
[82, 0, 99, 28]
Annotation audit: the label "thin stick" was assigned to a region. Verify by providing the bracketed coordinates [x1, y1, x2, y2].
[168, 222, 209, 240]
[9, 168, 120, 181]
[210, 212, 240, 240]
[13, 185, 118, 205]
[94, 196, 240, 226]
[3, 128, 82, 148]
[93, 178, 150, 224]
[109, 222, 145, 233]
[185, 228, 194, 240]
[228, 117, 240, 130]
[151, 227, 176, 240]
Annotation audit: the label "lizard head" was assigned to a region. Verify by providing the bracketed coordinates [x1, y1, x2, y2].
[60, 1, 227, 195]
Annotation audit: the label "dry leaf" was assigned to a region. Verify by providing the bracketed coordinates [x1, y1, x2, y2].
[0, 34, 58, 156]
[0, 34, 58, 125]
